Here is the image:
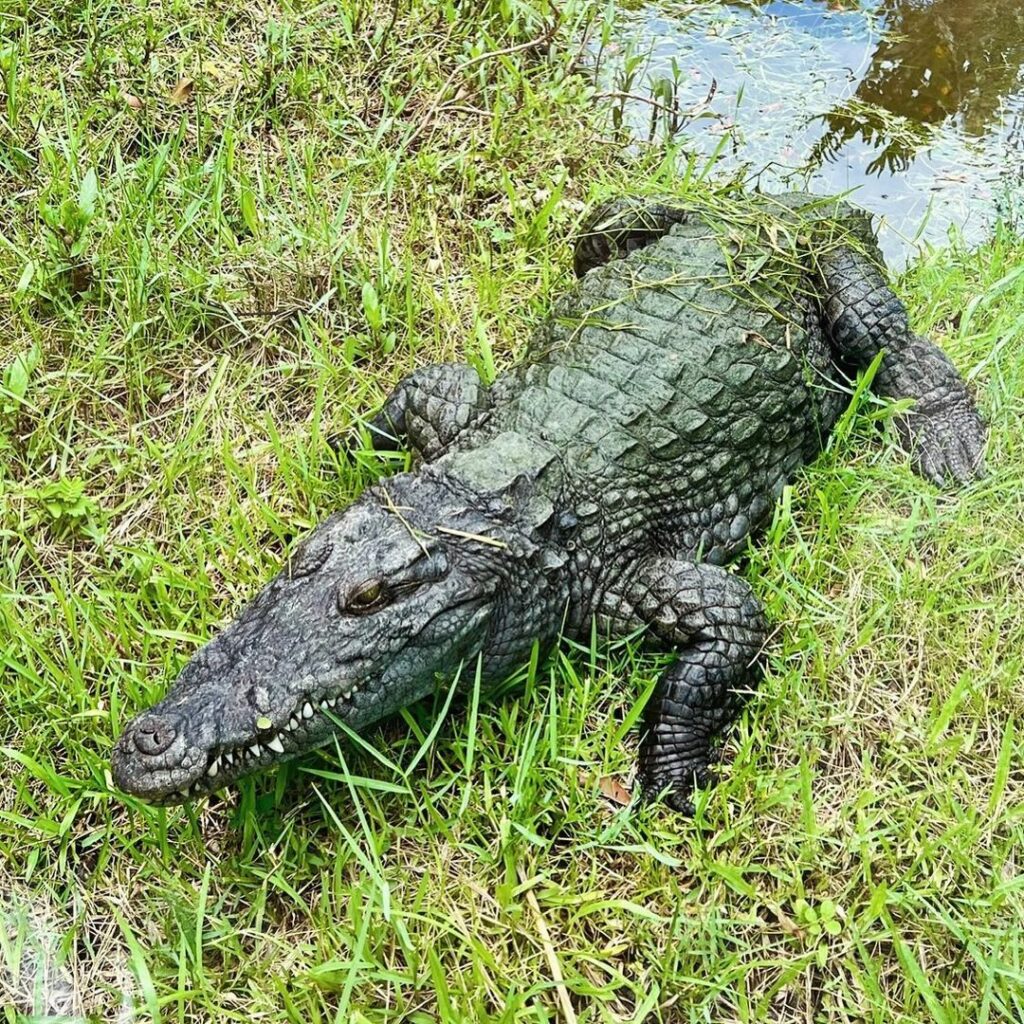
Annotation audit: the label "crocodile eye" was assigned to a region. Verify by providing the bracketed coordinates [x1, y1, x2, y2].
[343, 578, 388, 614]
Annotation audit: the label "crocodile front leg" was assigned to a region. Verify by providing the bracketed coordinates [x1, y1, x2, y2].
[601, 557, 767, 813]
[817, 244, 986, 486]
[362, 362, 491, 464]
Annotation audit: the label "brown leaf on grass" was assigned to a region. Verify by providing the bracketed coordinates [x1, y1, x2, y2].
[765, 903, 804, 938]
[597, 774, 633, 806]
[122, 92, 143, 110]
[168, 77, 194, 105]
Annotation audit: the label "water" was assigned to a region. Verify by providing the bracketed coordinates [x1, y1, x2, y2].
[598, 0, 1024, 263]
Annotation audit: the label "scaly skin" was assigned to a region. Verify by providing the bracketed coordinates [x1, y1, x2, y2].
[112, 193, 986, 810]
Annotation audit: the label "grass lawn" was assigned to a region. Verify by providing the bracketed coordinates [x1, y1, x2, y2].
[2, 0, 1024, 1020]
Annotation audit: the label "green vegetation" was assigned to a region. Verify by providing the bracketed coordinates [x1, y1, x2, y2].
[2, 0, 1022, 1020]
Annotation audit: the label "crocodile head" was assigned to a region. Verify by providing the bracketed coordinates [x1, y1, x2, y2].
[112, 469, 551, 805]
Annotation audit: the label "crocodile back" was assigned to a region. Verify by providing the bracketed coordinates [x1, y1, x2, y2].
[465, 217, 837, 564]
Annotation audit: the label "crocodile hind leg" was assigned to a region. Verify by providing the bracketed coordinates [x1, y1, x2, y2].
[816, 244, 986, 486]
[601, 557, 767, 813]
[359, 363, 491, 464]
[574, 197, 693, 277]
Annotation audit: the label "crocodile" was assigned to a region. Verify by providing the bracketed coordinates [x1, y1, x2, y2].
[111, 192, 986, 811]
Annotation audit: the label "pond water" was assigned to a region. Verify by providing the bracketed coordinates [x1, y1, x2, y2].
[597, 0, 1024, 263]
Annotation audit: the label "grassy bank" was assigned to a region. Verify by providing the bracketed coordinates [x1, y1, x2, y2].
[2, 0, 1024, 1021]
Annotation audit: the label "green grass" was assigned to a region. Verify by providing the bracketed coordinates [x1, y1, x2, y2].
[2, 0, 1024, 1020]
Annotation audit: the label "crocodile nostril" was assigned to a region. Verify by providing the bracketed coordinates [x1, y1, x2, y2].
[133, 714, 178, 756]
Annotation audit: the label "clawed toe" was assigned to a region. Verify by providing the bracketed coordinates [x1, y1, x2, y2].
[664, 790, 697, 816]
[640, 774, 696, 815]
[906, 409, 987, 489]
[918, 437, 986, 488]
[640, 760, 715, 815]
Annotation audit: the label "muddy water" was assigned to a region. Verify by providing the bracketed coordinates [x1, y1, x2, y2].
[599, 0, 1024, 263]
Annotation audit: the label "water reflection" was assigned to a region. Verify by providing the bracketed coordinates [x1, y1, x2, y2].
[809, 0, 1024, 174]
[602, 0, 1024, 260]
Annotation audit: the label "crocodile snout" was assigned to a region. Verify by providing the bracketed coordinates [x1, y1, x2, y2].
[130, 712, 181, 756]
[112, 708, 206, 802]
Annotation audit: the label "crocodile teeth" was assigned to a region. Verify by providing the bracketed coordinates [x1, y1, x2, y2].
[328, 696, 338, 707]
[266, 736, 285, 754]
[289, 716, 299, 731]
[302, 702, 314, 719]
[320, 699, 330, 710]
[249, 743, 262, 758]
[178, 787, 190, 799]
[224, 751, 234, 766]
[207, 758, 220, 778]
